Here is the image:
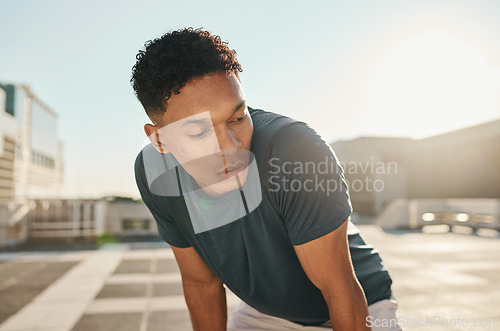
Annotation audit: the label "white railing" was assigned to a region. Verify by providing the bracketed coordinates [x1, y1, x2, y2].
[0, 199, 105, 247]
[375, 198, 500, 231]
[1, 198, 157, 248]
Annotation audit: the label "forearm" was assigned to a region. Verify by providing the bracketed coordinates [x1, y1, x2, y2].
[323, 278, 371, 330]
[183, 280, 227, 331]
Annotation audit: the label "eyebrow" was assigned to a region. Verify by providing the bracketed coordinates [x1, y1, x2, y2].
[181, 100, 247, 127]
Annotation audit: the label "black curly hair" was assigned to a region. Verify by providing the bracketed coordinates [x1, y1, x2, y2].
[131, 27, 243, 119]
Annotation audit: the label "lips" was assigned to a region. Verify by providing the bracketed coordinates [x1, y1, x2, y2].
[218, 162, 245, 177]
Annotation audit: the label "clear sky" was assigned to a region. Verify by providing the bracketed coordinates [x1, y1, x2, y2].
[1, 0, 499, 199]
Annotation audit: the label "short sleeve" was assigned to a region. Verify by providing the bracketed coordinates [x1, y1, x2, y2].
[266, 123, 353, 245]
[134, 151, 192, 248]
[148, 207, 192, 248]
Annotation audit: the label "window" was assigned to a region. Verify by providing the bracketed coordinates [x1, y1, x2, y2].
[0, 84, 16, 116]
[122, 218, 151, 231]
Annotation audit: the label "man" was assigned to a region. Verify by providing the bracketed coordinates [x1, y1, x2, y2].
[132, 28, 401, 330]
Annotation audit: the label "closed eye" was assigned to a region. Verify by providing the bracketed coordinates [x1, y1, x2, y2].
[188, 130, 209, 138]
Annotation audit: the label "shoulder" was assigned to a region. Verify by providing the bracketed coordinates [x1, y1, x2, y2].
[249, 107, 337, 175]
[252, 110, 329, 161]
[249, 107, 321, 144]
[134, 147, 153, 204]
[134, 144, 154, 185]
[134, 148, 145, 184]
[249, 107, 305, 138]
[249, 107, 309, 156]
[135, 145, 183, 199]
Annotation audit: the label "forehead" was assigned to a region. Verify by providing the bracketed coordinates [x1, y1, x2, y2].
[159, 71, 244, 126]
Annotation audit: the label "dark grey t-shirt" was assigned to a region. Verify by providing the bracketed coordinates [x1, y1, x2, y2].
[135, 108, 393, 326]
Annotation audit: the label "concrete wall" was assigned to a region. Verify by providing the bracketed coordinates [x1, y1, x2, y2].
[332, 137, 412, 215]
[331, 119, 500, 216]
[0, 137, 15, 201]
[407, 130, 500, 199]
[103, 201, 156, 236]
[0, 204, 8, 246]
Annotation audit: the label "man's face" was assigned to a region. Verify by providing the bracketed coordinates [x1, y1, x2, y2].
[145, 71, 253, 197]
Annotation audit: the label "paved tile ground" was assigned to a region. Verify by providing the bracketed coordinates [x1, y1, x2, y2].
[361, 226, 500, 331]
[0, 226, 499, 331]
[0, 260, 79, 325]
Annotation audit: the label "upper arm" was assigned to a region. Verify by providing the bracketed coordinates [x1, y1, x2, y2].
[293, 217, 358, 296]
[171, 245, 222, 287]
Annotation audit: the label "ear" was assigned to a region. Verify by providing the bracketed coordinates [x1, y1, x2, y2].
[144, 123, 169, 154]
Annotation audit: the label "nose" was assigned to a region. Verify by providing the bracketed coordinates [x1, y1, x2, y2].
[214, 126, 241, 156]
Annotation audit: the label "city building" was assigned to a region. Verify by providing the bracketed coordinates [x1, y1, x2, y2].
[331, 119, 500, 216]
[0, 84, 64, 247]
[0, 84, 63, 200]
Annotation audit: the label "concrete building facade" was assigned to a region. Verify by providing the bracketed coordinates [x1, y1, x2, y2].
[331, 119, 500, 216]
[0, 84, 64, 247]
[0, 84, 63, 200]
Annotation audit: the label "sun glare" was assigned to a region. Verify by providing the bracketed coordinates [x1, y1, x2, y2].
[363, 33, 500, 138]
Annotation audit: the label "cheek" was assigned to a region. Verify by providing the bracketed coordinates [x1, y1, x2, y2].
[174, 145, 207, 164]
[240, 122, 254, 148]
[170, 133, 221, 163]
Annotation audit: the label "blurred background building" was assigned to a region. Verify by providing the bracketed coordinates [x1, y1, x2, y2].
[0, 84, 158, 248]
[0, 83, 63, 200]
[332, 119, 500, 226]
[0, 83, 63, 247]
